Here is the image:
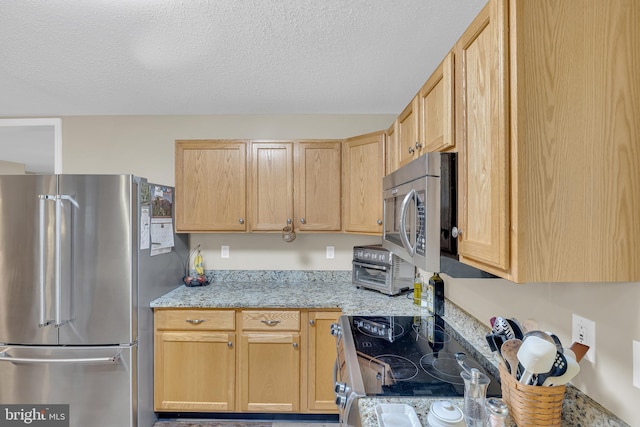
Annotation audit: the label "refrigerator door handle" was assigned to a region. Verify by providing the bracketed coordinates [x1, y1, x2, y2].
[54, 194, 79, 327]
[0, 348, 121, 365]
[38, 195, 55, 327]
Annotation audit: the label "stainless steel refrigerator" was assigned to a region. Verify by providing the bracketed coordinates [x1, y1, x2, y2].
[0, 174, 188, 427]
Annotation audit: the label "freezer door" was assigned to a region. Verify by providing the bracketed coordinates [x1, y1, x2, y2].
[0, 345, 135, 427]
[0, 175, 59, 345]
[57, 175, 137, 345]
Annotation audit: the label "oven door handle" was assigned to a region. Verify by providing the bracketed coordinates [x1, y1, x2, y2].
[399, 189, 416, 256]
[352, 261, 389, 272]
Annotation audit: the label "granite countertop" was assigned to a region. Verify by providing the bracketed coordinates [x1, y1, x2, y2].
[150, 270, 628, 427]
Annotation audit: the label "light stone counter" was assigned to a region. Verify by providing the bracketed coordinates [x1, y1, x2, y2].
[150, 270, 628, 427]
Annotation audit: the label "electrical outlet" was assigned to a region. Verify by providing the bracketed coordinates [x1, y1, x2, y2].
[326, 246, 335, 259]
[572, 314, 596, 364]
[221, 245, 229, 258]
[634, 340, 640, 389]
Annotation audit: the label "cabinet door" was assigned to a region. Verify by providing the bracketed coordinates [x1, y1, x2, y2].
[175, 140, 247, 232]
[306, 311, 340, 413]
[294, 141, 342, 231]
[250, 142, 294, 231]
[239, 332, 301, 412]
[154, 331, 235, 411]
[385, 120, 399, 174]
[419, 51, 455, 152]
[343, 131, 384, 234]
[397, 96, 420, 167]
[455, 0, 510, 272]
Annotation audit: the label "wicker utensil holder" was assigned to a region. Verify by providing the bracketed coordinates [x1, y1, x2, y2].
[498, 363, 565, 427]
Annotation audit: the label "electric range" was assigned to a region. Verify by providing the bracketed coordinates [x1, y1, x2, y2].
[331, 315, 501, 426]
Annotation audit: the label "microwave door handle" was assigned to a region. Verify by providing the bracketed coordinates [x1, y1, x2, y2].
[399, 189, 416, 256]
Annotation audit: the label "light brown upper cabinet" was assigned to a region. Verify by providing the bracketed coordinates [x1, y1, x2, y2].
[175, 140, 247, 232]
[455, 0, 510, 274]
[396, 96, 422, 167]
[455, 0, 640, 282]
[385, 120, 398, 174]
[343, 131, 385, 234]
[250, 142, 294, 231]
[294, 141, 342, 231]
[418, 51, 455, 153]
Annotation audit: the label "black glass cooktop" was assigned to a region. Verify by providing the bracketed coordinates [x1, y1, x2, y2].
[348, 315, 501, 397]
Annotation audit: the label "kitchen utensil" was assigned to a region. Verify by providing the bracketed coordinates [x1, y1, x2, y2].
[535, 351, 568, 386]
[499, 339, 522, 378]
[493, 317, 516, 340]
[546, 331, 563, 353]
[522, 330, 556, 346]
[506, 318, 525, 340]
[456, 353, 490, 427]
[427, 400, 466, 427]
[569, 342, 590, 363]
[517, 335, 557, 385]
[541, 352, 580, 386]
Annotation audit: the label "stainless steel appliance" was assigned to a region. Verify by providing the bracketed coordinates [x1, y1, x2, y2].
[331, 315, 501, 427]
[0, 175, 188, 427]
[352, 245, 414, 296]
[383, 153, 493, 278]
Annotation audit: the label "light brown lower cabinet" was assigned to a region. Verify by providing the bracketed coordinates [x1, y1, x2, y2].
[154, 308, 340, 414]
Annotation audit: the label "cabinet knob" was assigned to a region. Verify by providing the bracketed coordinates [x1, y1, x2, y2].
[239, 218, 245, 224]
[452, 227, 462, 238]
[300, 218, 306, 224]
[293, 342, 299, 349]
[227, 341, 233, 348]
[309, 319, 315, 326]
[377, 219, 382, 225]
[415, 141, 423, 150]
[408, 146, 415, 154]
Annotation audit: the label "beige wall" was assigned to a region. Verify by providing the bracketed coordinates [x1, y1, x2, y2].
[0, 159, 25, 174]
[60, 115, 639, 426]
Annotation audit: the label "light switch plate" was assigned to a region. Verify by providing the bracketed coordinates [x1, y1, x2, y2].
[634, 340, 640, 389]
[221, 245, 229, 258]
[326, 246, 335, 259]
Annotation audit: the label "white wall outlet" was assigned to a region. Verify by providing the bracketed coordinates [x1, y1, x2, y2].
[326, 246, 335, 259]
[221, 245, 230, 258]
[572, 314, 596, 364]
[633, 340, 640, 389]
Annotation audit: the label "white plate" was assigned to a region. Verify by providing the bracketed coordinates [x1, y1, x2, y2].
[375, 403, 422, 427]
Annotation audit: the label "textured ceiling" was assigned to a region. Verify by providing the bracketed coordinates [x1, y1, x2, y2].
[0, 0, 486, 116]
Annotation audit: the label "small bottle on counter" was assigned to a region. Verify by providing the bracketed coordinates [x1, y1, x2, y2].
[413, 275, 422, 306]
[426, 272, 445, 315]
[485, 397, 509, 427]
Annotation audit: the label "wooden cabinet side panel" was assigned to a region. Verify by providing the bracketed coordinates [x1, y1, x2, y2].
[294, 142, 342, 231]
[385, 120, 399, 174]
[516, 0, 640, 281]
[343, 132, 385, 234]
[250, 142, 294, 231]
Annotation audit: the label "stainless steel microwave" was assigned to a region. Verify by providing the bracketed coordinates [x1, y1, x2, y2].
[382, 153, 493, 278]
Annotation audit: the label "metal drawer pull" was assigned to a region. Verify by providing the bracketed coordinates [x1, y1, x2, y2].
[227, 342, 233, 348]
[0, 350, 120, 365]
[261, 320, 281, 326]
[309, 320, 315, 326]
[185, 319, 206, 324]
[293, 342, 298, 349]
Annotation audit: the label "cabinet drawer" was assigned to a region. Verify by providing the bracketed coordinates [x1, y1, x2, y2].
[155, 309, 235, 331]
[241, 310, 300, 331]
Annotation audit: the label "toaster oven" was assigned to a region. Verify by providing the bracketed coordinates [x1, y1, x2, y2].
[352, 244, 414, 296]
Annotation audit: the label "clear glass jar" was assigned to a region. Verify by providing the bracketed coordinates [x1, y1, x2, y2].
[485, 397, 509, 427]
